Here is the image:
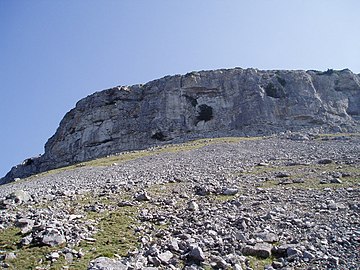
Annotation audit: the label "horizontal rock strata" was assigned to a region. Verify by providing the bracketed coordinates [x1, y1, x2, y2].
[2, 68, 360, 183]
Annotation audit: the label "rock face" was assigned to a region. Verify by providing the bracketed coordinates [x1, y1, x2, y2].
[1, 68, 360, 183]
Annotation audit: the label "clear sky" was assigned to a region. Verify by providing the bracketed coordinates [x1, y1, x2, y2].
[1, 0, 359, 177]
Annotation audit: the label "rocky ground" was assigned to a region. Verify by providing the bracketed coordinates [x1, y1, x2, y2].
[0, 133, 359, 270]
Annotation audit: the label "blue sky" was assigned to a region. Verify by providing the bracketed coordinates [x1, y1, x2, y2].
[1, 0, 359, 177]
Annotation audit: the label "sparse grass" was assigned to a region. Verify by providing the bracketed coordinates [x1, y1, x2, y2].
[2, 133, 358, 268]
[262, 176, 359, 189]
[0, 227, 67, 270]
[247, 256, 274, 270]
[0, 227, 22, 251]
[72, 206, 139, 269]
[259, 163, 360, 189]
[16, 136, 263, 183]
[0, 192, 140, 270]
[315, 133, 360, 138]
[145, 182, 180, 197]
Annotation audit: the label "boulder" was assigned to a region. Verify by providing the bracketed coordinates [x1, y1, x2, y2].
[8, 190, 31, 204]
[188, 244, 206, 262]
[242, 243, 272, 258]
[41, 228, 66, 247]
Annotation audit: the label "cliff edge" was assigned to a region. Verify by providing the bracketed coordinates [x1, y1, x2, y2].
[2, 67, 360, 184]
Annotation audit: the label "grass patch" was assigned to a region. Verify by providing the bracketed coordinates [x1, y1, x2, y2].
[68, 206, 139, 269]
[259, 163, 360, 189]
[0, 227, 67, 270]
[79, 136, 262, 167]
[145, 182, 180, 197]
[0, 227, 22, 251]
[247, 256, 274, 270]
[0, 192, 140, 270]
[315, 133, 360, 138]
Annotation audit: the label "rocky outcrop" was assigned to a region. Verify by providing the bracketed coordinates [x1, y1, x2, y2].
[1, 68, 360, 183]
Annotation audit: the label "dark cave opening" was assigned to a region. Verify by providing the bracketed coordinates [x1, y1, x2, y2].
[197, 104, 213, 122]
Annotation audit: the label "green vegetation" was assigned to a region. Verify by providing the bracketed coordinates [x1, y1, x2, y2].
[258, 163, 360, 189]
[0, 227, 22, 251]
[2, 133, 358, 268]
[314, 133, 360, 140]
[247, 256, 274, 269]
[0, 227, 67, 270]
[72, 206, 139, 269]
[0, 192, 140, 270]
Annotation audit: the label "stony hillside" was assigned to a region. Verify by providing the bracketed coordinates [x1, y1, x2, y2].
[2, 68, 360, 183]
[0, 133, 359, 269]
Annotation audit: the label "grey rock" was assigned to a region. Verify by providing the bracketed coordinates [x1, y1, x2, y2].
[328, 202, 339, 210]
[272, 261, 283, 269]
[286, 247, 302, 258]
[275, 172, 291, 178]
[3, 68, 360, 182]
[233, 264, 243, 270]
[254, 232, 279, 243]
[168, 238, 180, 252]
[318, 159, 333, 165]
[4, 252, 16, 261]
[88, 257, 128, 270]
[330, 178, 342, 184]
[16, 218, 35, 234]
[64, 252, 74, 263]
[242, 243, 272, 258]
[49, 251, 60, 261]
[194, 185, 212, 196]
[222, 187, 239, 195]
[187, 201, 199, 211]
[147, 255, 161, 266]
[210, 255, 230, 269]
[41, 228, 66, 247]
[303, 250, 316, 261]
[319, 179, 329, 184]
[188, 245, 206, 262]
[145, 245, 160, 257]
[20, 234, 33, 246]
[7, 190, 31, 204]
[135, 191, 151, 202]
[157, 250, 173, 264]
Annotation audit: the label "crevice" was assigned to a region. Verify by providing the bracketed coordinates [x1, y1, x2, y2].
[183, 95, 198, 107]
[151, 132, 167, 141]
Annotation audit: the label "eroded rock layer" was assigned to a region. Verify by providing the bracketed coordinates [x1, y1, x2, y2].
[2, 68, 360, 183]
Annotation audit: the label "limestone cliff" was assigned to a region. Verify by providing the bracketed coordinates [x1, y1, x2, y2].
[2, 68, 360, 184]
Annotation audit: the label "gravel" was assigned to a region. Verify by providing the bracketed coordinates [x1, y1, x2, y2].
[0, 134, 359, 269]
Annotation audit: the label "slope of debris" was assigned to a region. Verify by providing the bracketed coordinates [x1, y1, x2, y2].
[0, 133, 359, 270]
